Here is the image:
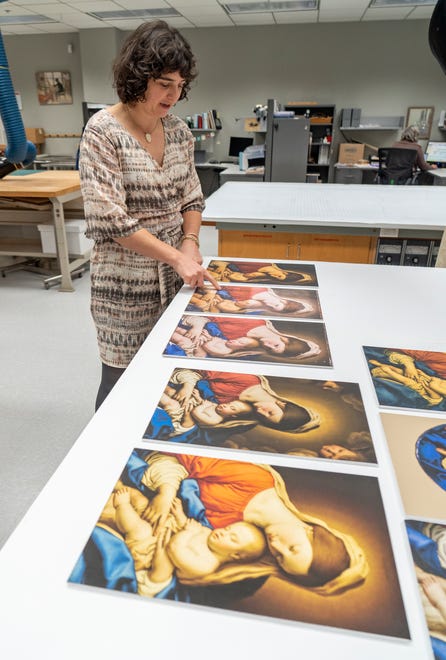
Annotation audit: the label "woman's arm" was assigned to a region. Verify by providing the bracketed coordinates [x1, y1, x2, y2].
[114, 229, 218, 288]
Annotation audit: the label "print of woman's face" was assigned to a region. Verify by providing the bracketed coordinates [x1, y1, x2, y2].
[226, 337, 259, 350]
[266, 521, 313, 576]
[265, 298, 286, 311]
[253, 400, 284, 424]
[260, 335, 287, 353]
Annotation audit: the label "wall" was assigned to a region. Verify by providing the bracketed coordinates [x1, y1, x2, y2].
[178, 20, 446, 160]
[2, 18, 444, 162]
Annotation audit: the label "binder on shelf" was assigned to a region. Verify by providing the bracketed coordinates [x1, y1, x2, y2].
[341, 108, 352, 127]
[351, 108, 361, 127]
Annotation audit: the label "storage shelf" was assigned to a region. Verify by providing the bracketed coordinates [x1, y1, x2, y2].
[341, 126, 401, 131]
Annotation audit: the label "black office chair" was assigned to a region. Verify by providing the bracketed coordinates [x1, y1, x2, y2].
[376, 148, 419, 185]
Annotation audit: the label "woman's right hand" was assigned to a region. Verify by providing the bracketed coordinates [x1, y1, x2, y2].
[173, 253, 220, 289]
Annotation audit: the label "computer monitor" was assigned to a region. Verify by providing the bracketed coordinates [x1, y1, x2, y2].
[228, 136, 253, 158]
[82, 102, 110, 125]
[425, 141, 446, 164]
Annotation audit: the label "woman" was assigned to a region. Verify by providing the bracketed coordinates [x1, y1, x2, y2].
[145, 369, 319, 444]
[188, 285, 315, 317]
[209, 260, 316, 285]
[392, 125, 437, 173]
[141, 452, 368, 595]
[177, 315, 322, 362]
[79, 20, 218, 409]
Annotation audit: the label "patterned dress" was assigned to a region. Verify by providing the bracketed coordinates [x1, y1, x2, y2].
[79, 110, 204, 368]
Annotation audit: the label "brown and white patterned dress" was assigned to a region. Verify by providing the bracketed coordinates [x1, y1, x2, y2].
[79, 110, 204, 368]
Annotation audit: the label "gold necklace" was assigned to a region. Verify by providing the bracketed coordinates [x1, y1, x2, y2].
[125, 105, 159, 143]
[144, 119, 159, 144]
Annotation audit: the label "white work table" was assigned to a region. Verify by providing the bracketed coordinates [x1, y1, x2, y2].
[203, 181, 446, 231]
[1, 260, 446, 659]
[203, 181, 446, 266]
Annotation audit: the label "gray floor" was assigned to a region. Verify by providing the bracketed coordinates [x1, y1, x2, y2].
[0, 268, 100, 549]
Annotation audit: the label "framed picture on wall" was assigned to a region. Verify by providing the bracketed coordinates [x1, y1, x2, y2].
[405, 106, 434, 139]
[36, 71, 72, 105]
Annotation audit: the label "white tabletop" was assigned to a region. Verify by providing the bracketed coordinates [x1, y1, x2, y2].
[203, 181, 446, 231]
[429, 167, 446, 179]
[2, 260, 446, 659]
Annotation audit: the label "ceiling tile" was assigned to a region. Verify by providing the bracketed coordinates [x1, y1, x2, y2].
[63, 1, 123, 10]
[362, 7, 412, 20]
[408, 6, 435, 19]
[55, 11, 106, 25]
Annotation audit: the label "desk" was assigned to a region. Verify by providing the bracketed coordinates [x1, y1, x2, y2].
[334, 163, 378, 184]
[0, 170, 86, 291]
[34, 156, 77, 170]
[203, 181, 446, 266]
[1, 260, 445, 659]
[428, 167, 446, 185]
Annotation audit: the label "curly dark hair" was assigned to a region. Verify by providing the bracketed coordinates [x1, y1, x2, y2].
[113, 20, 198, 105]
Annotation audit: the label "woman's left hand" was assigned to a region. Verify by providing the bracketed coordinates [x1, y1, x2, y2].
[179, 239, 203, 265]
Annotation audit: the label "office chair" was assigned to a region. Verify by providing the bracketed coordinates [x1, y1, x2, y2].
[376, 148, 418, 185]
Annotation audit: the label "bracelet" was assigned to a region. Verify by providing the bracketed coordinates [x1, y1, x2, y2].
[181, 234, 200, 248]
[183, 232, 199, 239]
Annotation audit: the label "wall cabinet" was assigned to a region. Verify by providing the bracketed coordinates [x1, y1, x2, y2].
[218, 229, 377, 264]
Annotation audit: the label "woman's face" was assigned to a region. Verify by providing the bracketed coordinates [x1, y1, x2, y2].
[226, 337, 259, 350]
[144, 71, 185, 117]
[253, 400, 284, 424]
[203, 337, 232, 356]
[265, 298, 286, 311]
[266, 521, 313, 576]
[260, 335, 287, 354]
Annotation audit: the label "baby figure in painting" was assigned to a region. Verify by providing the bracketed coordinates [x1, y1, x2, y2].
[369, 358, 446, 407]
[167, 499, 267, 580]
[159, 384, 255, 435]
[112, 487, 266, 591]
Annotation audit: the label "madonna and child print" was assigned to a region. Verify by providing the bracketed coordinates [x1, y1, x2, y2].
[69, 449, 408, 638]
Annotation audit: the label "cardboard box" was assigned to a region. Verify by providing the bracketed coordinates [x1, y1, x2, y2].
[25, 128, 45, 144]
[338, 143, 365, 164]
[38, 219, 93, 256]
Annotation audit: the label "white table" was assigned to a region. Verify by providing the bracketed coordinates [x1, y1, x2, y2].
[1, 260, 445, 659]
[203, 181, 446, 266]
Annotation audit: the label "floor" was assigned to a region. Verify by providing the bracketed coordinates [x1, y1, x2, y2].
[0, 267, 99, 549]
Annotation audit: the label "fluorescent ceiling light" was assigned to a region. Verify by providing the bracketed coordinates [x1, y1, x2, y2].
[0, 14, 56, 25]
[89, 8, 182, 21]
[369, 0, 435, 7]
[222, 1, 318, 15]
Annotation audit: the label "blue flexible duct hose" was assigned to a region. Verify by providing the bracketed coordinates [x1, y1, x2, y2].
[0, 23, 36, 165]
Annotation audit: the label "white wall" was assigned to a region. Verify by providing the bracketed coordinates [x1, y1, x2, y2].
[2, 19, 445, 160]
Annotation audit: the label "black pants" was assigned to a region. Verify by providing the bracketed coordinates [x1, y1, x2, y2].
[95, 363, 126, 412]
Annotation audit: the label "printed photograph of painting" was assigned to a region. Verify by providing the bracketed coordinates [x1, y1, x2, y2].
[207, 260, 318, 287]
[36, 71, 73, 105]
[163, 315, 331, 367]
[144, 368, 375, 462]
[69, 449, 408, 638]
[406, 519, 446, 659]
[364, 346, 446, 412]
[381, 413, 446, 520]
[185, 285, 322, 319]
